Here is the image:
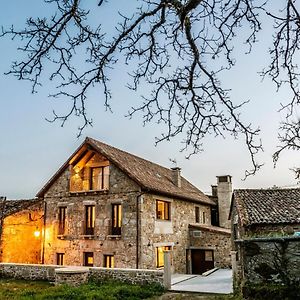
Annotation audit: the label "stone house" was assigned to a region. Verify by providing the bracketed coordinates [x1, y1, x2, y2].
[0, 137, 232, 274]
[230, 188, 300, 286]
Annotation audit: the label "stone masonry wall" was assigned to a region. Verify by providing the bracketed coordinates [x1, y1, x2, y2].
[139, 194, 211, 273]
[43, 163, 141, 269]
[236, 236, 300, 285]
[0, 263, 63, 281]
[89, 267, 164, 287]
[1, 204, 44, 264]
[189, 227, 231, 268]
[0, 263, 164, 287]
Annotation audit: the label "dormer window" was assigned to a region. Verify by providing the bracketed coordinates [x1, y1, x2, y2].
[69, 150, 109, 192]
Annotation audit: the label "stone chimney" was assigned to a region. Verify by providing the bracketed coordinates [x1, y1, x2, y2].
[171, 167, 181, 188]
[211, 185, 218, 197]
[216, 175, 232, 229]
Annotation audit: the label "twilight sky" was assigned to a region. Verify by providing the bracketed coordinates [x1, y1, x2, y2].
[0, 1, 299, 199]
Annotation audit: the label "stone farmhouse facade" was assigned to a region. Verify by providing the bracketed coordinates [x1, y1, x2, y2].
[230, 188, 300, 287]
[0, 137, 232, 274]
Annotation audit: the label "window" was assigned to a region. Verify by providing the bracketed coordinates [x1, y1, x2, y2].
[104, 255, 114, 268]
[195, 206, 200, 223]
[156, 200, 170, 220]
[202, 211, 206, 224]
[58, 207, 67, 235]
[56, 253, 64, 265]
[84, 205, 95, 235]
[83, 252, 94, 267]
[156, 246, 171, 268]
[90, 166, 109, 190]
[112, 204, 122, 235]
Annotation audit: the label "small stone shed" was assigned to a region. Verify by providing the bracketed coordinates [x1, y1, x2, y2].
[230, 188, 300, 286]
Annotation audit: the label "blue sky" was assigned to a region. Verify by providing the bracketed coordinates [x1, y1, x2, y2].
[0, 1, 299, 199]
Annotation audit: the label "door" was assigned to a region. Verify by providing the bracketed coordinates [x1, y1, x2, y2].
[191, 249, 214, 274]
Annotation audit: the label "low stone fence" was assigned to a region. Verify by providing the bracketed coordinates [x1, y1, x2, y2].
[0, 263, 165, 288]
[89, 267, 164, 286]
[0, 263, 64, 281]
[234, 236, 300, 285]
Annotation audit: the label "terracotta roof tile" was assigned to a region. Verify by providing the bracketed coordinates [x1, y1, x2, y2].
[233, 189, 300, 226]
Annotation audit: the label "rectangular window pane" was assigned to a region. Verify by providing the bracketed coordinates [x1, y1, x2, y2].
[85, 205, 95, 235]
[56, 253, 64, 265]
[58, 207, 66, 235]
[195, 207, 200, 223]
[112, 204, 122, 235]
[156, 200, 171, 220]
[89, 166, 109, 190]
[104, 255, 114, 268]
[83, 252, 94, 267]
[156, 246, 171, 268]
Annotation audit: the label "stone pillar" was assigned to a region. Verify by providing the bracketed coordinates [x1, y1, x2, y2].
[163, 250, 171, 289]
[217, 175, 232, 229]
[231, 251, 237, 275]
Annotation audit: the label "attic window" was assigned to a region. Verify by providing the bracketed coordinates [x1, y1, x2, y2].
[69, 151, 109, 192]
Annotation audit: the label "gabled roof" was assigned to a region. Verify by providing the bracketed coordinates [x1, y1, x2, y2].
[0, 198, 43, 218]
[233, 189, 300, 227]
[37, 137, 214, 205]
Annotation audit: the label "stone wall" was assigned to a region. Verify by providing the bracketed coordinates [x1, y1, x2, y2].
[89, 267, 164, 286]
[235, 236, 300, 285]
[1, 203, 44, 264]
[139, 193, 211, 273]
[189, 225, 231, 268]
[0, 263, 63, 281]
[0, 263, 164, 287]
[43, 163, 141, 269]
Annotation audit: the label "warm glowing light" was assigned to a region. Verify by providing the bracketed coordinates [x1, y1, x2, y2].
[34, 230, 40, 238]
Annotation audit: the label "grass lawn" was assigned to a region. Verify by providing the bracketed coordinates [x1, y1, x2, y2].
[0, 278, 165, 300]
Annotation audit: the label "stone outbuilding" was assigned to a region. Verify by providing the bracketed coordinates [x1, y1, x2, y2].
[230, 188, 300, 288]
[1, 137, 232, 274]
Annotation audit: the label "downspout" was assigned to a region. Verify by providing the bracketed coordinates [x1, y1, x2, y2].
[136, 192, 144, 269]
[41, 199, 47, 264]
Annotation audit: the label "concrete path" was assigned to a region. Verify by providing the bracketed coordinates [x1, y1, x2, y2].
[171, 269, 233, 294]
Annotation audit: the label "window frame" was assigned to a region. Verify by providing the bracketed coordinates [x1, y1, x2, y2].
[156, 246, 171, 268]
[56, 253, 64, 265]
[111, 204, 122, 235]
[103, 254, 114, 268]
[83, 252, 94, 267]
[195, 206, 200, 223]
[156, 200, 171, 221]
[58, 206, 67, 235]
[84, 205, 95, 235]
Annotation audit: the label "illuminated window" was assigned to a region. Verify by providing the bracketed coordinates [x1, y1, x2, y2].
[56, 253, 64, 265]
[195, 206, 200, 223]
[156, 200, 170, 220]
[83, 252, 94, 267]
[112, 204, 122, 235]
[84, 205, 95, 235]
[156, 246, 171, 268]
[58, 207, 67, 235]
[104, 255, 114, 268]
[90, 166, 109, 190]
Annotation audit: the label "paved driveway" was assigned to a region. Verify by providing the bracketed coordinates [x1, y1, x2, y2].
[171, 269, 233, 294]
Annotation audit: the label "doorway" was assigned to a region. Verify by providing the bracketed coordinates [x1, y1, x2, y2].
[191, 249, 214, 274]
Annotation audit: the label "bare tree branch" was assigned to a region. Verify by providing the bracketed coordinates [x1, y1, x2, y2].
[0, 0, 275, 177]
